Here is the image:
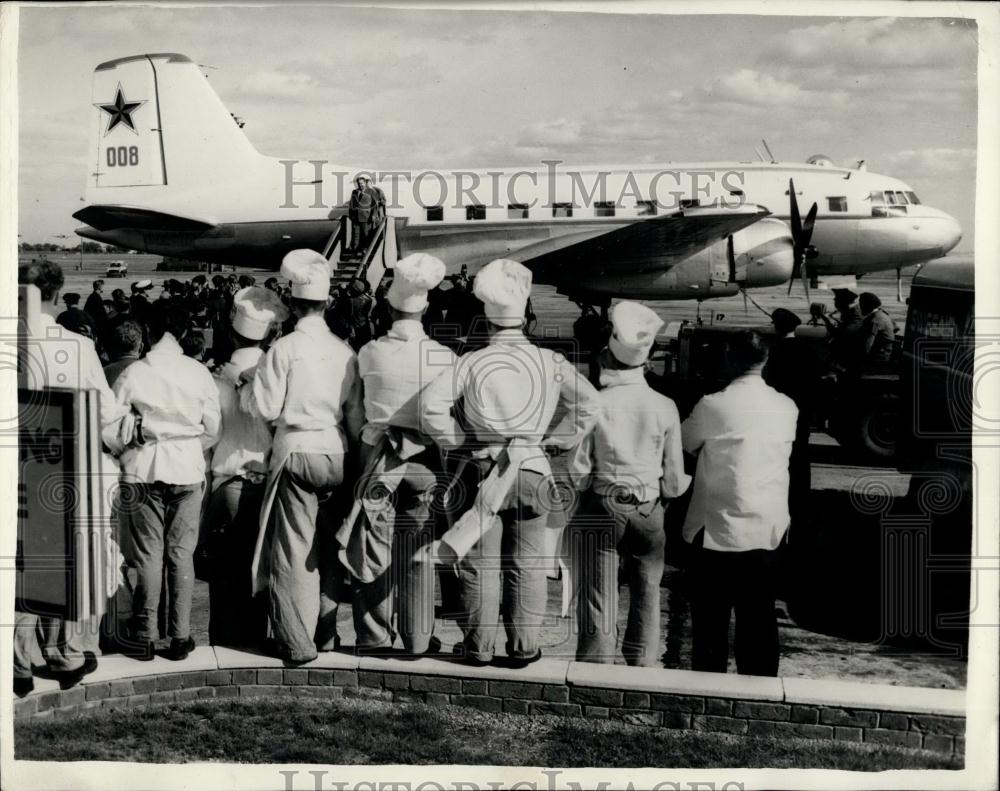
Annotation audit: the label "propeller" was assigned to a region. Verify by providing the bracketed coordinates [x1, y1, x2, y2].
[786, 178, 819, 301]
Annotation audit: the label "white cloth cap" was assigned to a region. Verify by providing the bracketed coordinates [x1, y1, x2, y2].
[473, 259, 532, 328]
[231, 286, 289, 340]
[134, 279, 152, 290]
[608, 301, 664, 366]
[387, 253, 446, 312]
[280, 249, 331, 301]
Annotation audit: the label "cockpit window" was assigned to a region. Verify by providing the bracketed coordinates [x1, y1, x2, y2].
[884, 191, 898, 205]
[869, 190, 885, 204]
[894, 191, 908, 205]
[905, 191, 921, 205]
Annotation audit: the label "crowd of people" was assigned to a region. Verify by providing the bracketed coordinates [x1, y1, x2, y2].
[15, 251, 895, 698]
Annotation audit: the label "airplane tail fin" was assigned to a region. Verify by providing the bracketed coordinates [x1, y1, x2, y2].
[85, 53, 261, 195]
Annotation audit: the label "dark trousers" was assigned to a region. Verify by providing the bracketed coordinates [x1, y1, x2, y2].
[350, 219, 374, 252]
[203, 477, 267, 648]
[690, 538, 780, 677]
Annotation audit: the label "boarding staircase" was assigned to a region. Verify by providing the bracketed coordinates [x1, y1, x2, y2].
[322, 215, 397, 293]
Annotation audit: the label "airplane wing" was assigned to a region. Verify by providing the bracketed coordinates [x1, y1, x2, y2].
[523, 204, 770, 281]
[72, 205, 216, 232]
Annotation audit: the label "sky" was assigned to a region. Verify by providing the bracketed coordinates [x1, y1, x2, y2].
[16, 5, 979, 250]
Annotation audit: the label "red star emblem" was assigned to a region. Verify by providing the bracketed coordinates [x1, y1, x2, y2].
[95, 83, 146, 136]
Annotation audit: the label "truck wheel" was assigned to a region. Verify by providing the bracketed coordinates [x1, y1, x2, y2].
[858, 392, 899, 460]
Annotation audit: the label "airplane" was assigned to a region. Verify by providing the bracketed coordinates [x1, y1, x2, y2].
[74, 53, 963, 307]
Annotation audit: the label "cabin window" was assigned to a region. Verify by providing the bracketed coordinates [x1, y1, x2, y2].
[905, 191, 921, 205]
[679, 198, 700, 209]
[507, 203, 529, 219]
[426, 206, 444, 222]
[594, 201, 616, 217]
[827, 196, 848, 212]
[636, 200, 657, 216]
[552, 202, 574, 218]
[465, 204, 486, 221]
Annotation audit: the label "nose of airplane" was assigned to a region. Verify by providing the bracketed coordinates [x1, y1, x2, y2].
[914, 207, 963, 256]
[940, 212, 963, 255]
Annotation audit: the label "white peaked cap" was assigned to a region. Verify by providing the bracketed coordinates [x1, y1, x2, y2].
[608, 301, 664, 366]
[280, 249, 331, 301]
[473, 259, 532, 328]
[231, 286, 289, 340]
[387, 253, 446, 312]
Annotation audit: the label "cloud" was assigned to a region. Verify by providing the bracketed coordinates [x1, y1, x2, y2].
[238, 70, 317, 100]
[877, 147, 977, 177]
[515, 119, 584, 148]
[767, 17, 976, 71]
[700, 68, 848, 108]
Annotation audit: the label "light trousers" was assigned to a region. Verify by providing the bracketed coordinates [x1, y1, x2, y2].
[268, 452, 344, 663]
[572, 492, 666, 667]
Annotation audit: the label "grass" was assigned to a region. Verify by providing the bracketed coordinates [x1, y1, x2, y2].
[16, 696, 961, 770]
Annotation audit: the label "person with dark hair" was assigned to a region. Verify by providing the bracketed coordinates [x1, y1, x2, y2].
[130, 280, 153, 327]
[113, 300, 221, 662]
[243, 250, 364, 663]
[763, 309, 819, 544]
[14, 261, 125, 696]
[84, 279, 107, 332]
[180, 330, 207, 361]
[202, 287, 288, 648]
[858, 292, 898, 363]
[681, 330, 797, 677]
[103, 320, 145, 388]
[347, 175, 378, 256]
[568, 301, 690, 667]
[347, 277, 374, 350]
[56, 292, 98, 339]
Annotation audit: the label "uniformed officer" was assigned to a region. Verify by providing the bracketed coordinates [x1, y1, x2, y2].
[858, 292, 898, 363]
[568, 301, 690, 667]
[202, 287, 288, 648]
[348, 176, 378, 256]
[245, 250, 364, 663]
[340, 253, 455, 657]
[420, 259, 600, 667]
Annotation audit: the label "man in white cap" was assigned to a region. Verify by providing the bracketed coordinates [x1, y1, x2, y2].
[338, 253, 455, 657]
[201, 287, 288, 648]
[567, 301, 690, 667]
[244, 249, 364, 663]
[420, 259, 600, 667]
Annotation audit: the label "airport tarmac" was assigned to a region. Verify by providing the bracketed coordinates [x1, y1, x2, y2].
[28, 252, 959, 343]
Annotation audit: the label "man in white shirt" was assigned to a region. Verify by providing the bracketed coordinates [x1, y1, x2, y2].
[344, 253, 455, 657]
[568, 301, 690, 667]
[421, 259, 600, 667]
[114, 301, 221, 661]
[681, 330, 797, 676]
[14, 262, 125, 696]
[201, 287, 287, 648]
[246, 250, 364, 663]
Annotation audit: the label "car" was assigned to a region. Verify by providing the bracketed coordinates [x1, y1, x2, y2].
[106, 260, 127, 278]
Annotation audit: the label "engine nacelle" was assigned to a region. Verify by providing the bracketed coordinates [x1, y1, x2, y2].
[730, 217, 795, 288]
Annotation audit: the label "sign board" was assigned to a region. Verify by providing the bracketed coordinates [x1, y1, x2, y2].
[17, 387, 110, 621]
